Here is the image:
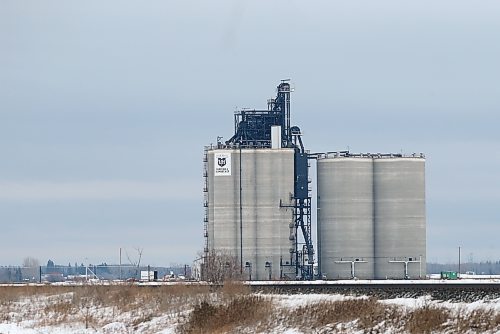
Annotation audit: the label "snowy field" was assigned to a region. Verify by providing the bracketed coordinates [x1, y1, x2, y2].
[0, 284, 499, 333]
[2, 276, 499, 288]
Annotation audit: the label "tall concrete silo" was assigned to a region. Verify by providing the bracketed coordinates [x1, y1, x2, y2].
[373, 157, 426, 279]
[203, 81, 314, 280]
[317, 154, 375, 279]
[207, 148, 295, 280]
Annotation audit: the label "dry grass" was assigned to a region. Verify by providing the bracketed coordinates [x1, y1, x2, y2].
[453, 308, 500, 333]
[273, 297, 499, 334]
[220, 280, 251, 297]
[284, 298, 404, 333]
[1, 285, 500, 333]
[405, 304, 450, 334]
[1, 285, 69, 301]
[0, 284, 212, 330]
[178, 295, 272, 334]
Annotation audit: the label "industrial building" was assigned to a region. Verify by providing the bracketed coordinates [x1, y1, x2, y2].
[317, 153, 426, 280]
[203, 81, 426, 280]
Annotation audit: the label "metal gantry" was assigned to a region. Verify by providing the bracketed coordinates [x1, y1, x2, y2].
[226, 80, 293, 148]
[280, 135, 314, 280]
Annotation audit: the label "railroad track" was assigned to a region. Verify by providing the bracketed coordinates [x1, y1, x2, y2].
[247, 281, 500, 302]
[2, 280, 499, 302]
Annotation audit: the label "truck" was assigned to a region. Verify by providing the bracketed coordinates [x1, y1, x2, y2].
[140, 270, 158, 281]
[440, 271, 458, 280]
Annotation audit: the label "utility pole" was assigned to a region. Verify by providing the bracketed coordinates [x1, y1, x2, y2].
[458, 246, 461, 279]
[119, 248, 122, 281]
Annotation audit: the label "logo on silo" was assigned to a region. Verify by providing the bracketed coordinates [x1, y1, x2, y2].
[214, 153, 231, 176]
[217, 157, 226, 167]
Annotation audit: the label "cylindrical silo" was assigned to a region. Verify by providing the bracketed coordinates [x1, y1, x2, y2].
[208, 149, 239, 255]
[207, 148, 295, 280]
[317, 156, 375, 279]
[374, 157, 426, 279]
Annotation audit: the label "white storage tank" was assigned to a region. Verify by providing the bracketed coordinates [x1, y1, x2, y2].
[373, 157, 426, 279]
[317, 155, 375, 279]
[207, 148, 295, 280]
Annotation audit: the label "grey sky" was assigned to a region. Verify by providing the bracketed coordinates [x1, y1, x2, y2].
[1, 1, 499, 266]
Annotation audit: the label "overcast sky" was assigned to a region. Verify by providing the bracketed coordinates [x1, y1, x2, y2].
[1, 1, 499, 267]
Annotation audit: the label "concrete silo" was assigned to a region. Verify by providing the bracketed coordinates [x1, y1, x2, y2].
[316, 153, 426, 280]
[203, 81, 314, 280]
[373, 156, 426, 279]
[206, 148, 296, 280]
[317, 154, 375, 279]
[203, 80, 427, 281]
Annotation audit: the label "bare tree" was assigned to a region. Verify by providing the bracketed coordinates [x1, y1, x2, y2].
[22, 256, 40, 281]
[201, 249, 242, 283]
[125, 247, 143, 279]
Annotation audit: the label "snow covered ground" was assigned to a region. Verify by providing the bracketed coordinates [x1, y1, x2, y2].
[2, 277, 499, 289]
[246, 278, 500, 285]
[0, 288, 499, 333]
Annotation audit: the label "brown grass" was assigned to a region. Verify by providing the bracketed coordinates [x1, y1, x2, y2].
[179, 295, 272, 333]
[405, 304, 450, 334]
[220, 280, 251, 298]
[1, 285, 500, 333]
[453, 308, 500, 333]
[284, 298, 403, 333]
[1, 285, 69, 301]
[0, 284, 212, 329]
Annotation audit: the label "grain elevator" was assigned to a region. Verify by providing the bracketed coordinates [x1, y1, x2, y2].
[203, 81, 314, 280]
[203, 81, 426, 280]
